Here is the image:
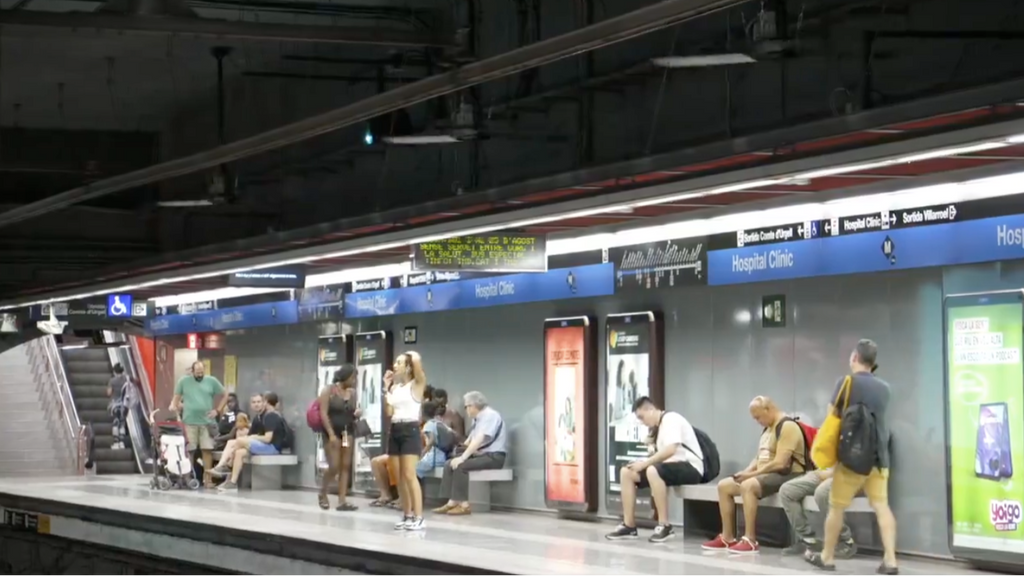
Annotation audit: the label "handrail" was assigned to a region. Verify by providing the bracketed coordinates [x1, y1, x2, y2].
[39, 335, 85, 475]
[127, 336, 156, 415]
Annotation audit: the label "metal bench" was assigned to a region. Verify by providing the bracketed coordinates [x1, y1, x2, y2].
[429, 467, 513, 512]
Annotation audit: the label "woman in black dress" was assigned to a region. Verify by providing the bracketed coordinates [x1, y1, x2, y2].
[318, 363, 360, 511]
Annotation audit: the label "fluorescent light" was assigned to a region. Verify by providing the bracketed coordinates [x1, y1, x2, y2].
[305, 262, 411, 287]
[547, 169, 1024, 255]
[3, 133, 1021, 311]
[151, 287, 290, 308]
[652, 54, 756, 68]
[385, 135, 461, 145]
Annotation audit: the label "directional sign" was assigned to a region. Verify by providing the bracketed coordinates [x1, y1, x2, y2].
[106, 294, 132, 317]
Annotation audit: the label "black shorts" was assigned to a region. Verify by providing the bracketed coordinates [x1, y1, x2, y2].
[388, 421, 421, 456]
[636, 461, 702, 489]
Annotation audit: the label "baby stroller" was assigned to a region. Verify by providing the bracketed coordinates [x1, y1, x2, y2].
[148, 409, 201, 491]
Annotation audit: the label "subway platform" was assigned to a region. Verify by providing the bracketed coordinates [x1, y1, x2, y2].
[0, 475, 1000, 575]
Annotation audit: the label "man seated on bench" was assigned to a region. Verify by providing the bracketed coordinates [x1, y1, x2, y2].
[215, 392, 288, 491]
[606, 397, 704, 543]
[779, 468, 857, 558]
[432, 391, 507, 516]
[702, 396, 807, 555]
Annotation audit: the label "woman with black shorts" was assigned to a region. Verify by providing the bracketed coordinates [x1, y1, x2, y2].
[384, 351, 428, 531]
[318, 363, 360, 511]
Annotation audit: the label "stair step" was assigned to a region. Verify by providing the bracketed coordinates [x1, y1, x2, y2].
[0, 469, 74, 478]
[69, 384, 109, 399]
[0, 400, 49, 415]
[75, 397, 110, 411]
[0, 449, 59, 462]
[64, 360, 112, 375]
[0, 411, 56, 423]
[68, 374, 109, 388]
[61, 348, 110, 362]
[96, 460, 138, 475]
[94, 448, 135, 462]
[0, 420, 53, 434]
[79, 409, 111, 425]
[90, 422, 113, 436]
[0, 390, 42, 404]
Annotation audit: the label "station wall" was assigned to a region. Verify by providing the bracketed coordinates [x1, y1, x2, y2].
[203, 257, 1024, 558]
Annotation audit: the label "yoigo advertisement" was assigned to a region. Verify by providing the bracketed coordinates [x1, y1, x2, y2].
[945, 291, 1024, 555]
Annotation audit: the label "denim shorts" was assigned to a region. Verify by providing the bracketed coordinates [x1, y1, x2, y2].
[249, 439, 280, 456]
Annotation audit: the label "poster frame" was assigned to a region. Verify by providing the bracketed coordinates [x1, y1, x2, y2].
[352, 330, 393, 495]
[943, 290, 1024, 566]
[543, 315, 597, 513]
[603, 311, 665, 515]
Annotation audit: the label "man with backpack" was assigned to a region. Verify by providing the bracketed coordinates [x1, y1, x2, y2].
[606, 397, 713, 544]
[804, 340, 897, 574]
[702, 396, 813, 555]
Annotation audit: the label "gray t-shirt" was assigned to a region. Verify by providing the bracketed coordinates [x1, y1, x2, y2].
[831, 371, 891, 469]
[108, 374, 129, 400]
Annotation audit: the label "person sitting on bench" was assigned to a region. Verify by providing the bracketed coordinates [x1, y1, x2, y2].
[606, 397, 704, 543]
[214, 392, 288, 491]
[432, 391, 506, 516]
[702, 396, 807, 555]
[779, 468, 857, 557]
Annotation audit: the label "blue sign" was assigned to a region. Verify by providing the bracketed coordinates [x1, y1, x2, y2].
[146, 300, 299, 336]
[345, 263, 614, 318]
[707, 213, 1024, 285]
[107, 294, 133, 317]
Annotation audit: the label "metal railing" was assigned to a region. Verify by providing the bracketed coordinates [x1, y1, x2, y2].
[127, 335, 156, 415]
[39, 335, 87, 475]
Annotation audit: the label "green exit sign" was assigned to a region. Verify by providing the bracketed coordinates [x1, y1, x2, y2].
[762, 295, 786, 328]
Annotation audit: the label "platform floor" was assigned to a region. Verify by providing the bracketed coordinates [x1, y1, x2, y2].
[0, 475, 998, 575]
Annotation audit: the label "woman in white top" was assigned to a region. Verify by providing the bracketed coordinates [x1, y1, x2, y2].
[384, 351, 429, 531]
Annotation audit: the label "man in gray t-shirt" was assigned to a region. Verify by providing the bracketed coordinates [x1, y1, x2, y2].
[807, 339, 898, 574]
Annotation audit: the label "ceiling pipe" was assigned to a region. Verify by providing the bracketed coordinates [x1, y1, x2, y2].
[0, 9, 448, 47]
[0, 0, 742, 231]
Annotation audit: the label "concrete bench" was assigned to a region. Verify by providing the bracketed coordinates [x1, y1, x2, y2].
[673, 483, 873, 546]
[429, 467, 513, 512]
[210, 451, 298, 491]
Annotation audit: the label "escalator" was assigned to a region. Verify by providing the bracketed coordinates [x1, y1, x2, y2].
[60, 347, 137, 475]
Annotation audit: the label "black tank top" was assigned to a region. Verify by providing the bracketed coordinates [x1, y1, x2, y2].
[327, 390, 356, 434]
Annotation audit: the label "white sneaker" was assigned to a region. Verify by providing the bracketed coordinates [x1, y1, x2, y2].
[394, 516, 411, 530]
[404, 517, 425, 531]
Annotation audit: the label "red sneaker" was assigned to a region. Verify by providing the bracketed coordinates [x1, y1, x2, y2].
[701, 534, 736, 551]
[728, 537, 760, 555]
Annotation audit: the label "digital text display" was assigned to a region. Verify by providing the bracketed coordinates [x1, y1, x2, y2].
[412, 234, 547, 272]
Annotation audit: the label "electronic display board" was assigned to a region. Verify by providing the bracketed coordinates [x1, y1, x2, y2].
[412, 233, 547, 273]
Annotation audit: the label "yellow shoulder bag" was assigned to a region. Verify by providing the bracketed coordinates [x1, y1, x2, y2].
[811, 375, 852, 470]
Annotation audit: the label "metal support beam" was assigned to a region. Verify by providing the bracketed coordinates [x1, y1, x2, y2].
[0, 10, 447, 47]
[0, 0, 742, 230]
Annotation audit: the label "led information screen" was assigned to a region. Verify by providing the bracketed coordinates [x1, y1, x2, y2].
[544, 316, 596, 513]
[946, 291, 1024, 560]
[352, 331, 392, 494]
[227, 265, 306, 288]
[316, 335, 351, 472]
[412, 233, 547, 273]
[610, 237, 706, 292]
[605, 311, 664, 514]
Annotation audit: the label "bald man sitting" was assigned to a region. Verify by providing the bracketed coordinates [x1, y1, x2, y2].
[701, 396, 809, 555]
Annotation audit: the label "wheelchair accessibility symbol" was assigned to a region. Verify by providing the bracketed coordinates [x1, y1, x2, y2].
[107, 294, 133, 317]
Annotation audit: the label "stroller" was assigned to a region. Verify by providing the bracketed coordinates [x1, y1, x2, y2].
[148, 409, 201, 491]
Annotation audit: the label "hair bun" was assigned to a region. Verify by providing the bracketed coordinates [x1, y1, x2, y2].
[333, 363, 356, 383]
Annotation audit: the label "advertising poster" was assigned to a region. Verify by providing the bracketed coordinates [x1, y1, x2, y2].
[353, 331, 392, 493]
[544, 316, 595, 512]
[946, 292, 1024, 557]
[315, 335, 350, 471]
[605, 312, 663, 513]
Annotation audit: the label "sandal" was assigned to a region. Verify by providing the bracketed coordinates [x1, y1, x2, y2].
[386, 500, 401, 510]
[318, 494, 330, 510]
[336, 502, 358, 511]
[369, 499, 390, 508]
[803, 552, 836, 572]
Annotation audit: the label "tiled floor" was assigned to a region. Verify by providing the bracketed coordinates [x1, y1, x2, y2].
[0, 475, 997, 575]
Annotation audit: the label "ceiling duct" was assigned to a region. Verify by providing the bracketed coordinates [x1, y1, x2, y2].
[97, 0, 196, 18]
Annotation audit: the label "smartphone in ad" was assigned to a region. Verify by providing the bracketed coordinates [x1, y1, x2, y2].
[976, 402, 1013, 481]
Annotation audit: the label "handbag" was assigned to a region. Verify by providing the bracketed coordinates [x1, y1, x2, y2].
[354, 418, 372, 439]
[811, 375, 852, 470]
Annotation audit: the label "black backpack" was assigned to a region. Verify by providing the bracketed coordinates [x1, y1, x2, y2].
[838, 402, 878, 475]
[433, 421, 457, 456]
[685, 427, 721, 483]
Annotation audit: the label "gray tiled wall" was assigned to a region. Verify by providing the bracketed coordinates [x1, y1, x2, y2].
[171, 258, 1024, 557]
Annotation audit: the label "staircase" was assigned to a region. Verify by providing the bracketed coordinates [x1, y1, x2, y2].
[62, 347, 137, 475]
[0, 343, 75, 477]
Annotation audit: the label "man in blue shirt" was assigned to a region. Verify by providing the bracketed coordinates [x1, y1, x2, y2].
[433, 391, 507, 515]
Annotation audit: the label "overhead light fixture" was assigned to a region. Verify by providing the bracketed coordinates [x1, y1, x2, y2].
[5, 132, 1024, 311]
[384, 135, 461, 145]
[651, 54, 756, 68]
